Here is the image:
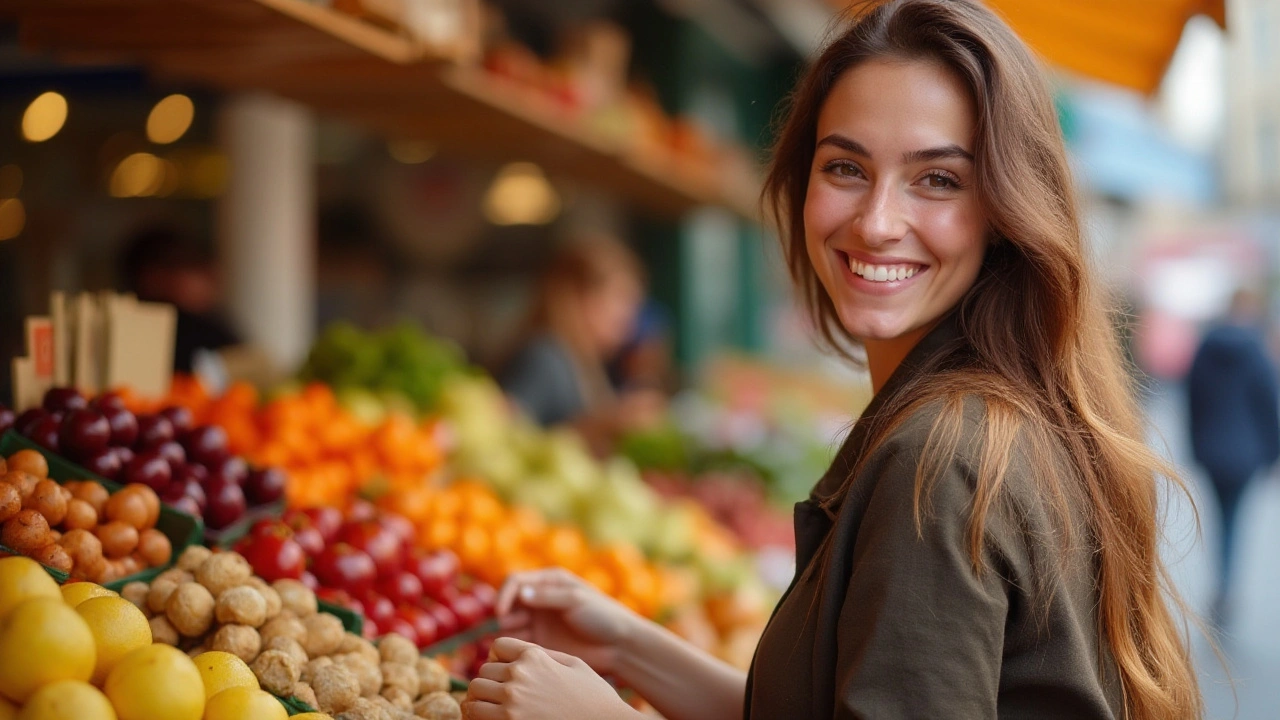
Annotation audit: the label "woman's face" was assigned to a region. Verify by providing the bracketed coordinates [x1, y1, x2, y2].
[804, 59, 988, 350]
[582, 275, 643, 357]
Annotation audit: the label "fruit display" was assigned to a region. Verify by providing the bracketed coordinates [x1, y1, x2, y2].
[298, 322, 471, 418]
[117, 545, 465, 719]
[11, 387, 286, 535]
[235, 503, 499, 651]
[0, 447, 175, 584]
[135, 379, 445, 510]
[645, 470, 795, 553]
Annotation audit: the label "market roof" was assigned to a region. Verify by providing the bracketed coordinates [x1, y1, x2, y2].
[823, 0, 1227, 94]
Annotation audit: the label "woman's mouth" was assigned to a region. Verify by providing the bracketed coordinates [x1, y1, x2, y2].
[841, 253, 928, 283]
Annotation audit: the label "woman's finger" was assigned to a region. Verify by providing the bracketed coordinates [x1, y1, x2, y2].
[475, 661, 513, 682]
[490, 636, 542, 663]
[498, 609, 530, 631]
[466, 677, 507, 704]
[460, 699, 504, 720]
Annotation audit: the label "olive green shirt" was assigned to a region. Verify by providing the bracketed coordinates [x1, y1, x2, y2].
[745, 316, 1124, 718]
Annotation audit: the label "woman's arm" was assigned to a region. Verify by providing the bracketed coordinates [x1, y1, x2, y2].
[613, 614, 746, 720]
[468, 569, 745, 720]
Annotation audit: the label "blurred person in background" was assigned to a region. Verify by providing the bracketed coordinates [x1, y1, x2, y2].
[119, 224, 243, 373]
[1186, 287, 1280, 627]
[499, 235, 665, 451]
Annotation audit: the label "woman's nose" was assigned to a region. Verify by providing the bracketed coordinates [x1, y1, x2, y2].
[851, 183, 906, 246]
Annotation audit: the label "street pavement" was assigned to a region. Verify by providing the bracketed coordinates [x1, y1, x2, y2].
[1146, 380, 1280, 719]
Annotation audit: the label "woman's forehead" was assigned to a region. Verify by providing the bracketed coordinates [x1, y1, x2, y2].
[816, 59, 977, 156]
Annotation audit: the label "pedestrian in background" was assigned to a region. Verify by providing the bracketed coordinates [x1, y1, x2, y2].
[1187, 288, 1280, 627]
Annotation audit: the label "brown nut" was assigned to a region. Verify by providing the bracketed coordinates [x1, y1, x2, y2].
[272, 579, 317, 618]
[247, 577, 283, 620]
[215, 586, 268, 628]
[379, 662, 418, 699]
[260, 611, 308, 646]
[176, 545, 212, 572]
[415, 657, 451, 695]
[121, 581, 151, 614]
[313, 663, 360, 715]
[154, 567, 194, 586]
[165, 582, 216, 637]
[263, 635, 309, 667]
[303, 655, 335, 684]
[147, 578, 180, 614]
[292, 682, 319, 710]
[342, 633, 381, 667]
[377, 633, 418, 667]
[211, 623, 263, 664]
[250, 649, 303, 696]
[380, 687, 412, 711]
[336, 697, 389, 720]
[195, 552, 252, 597]
[301, 612, 345, 658]
[334, 653, 382, 698]
[413, 691, 461, 720]
[149, 614, 181, 646]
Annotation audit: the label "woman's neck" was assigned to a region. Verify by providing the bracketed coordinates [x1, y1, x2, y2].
[862, 322, 937, 394]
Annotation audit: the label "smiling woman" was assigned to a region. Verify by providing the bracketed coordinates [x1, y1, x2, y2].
[461, 2, 1203, 720]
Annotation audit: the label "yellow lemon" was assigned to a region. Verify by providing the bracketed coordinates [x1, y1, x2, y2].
[190, 651, 258, 700]
[0, 556, 60, 619]
[76, 596, 153, 685]
[16, 679, 117, 720]
[0, 598, 95, 703]
[0, 695, 17, 720]
[104, 644, 204, 720]
[60, 582, 118, 608]
[202, 687, 286, 720]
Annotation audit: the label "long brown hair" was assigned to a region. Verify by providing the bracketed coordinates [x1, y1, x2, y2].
[762, 2, 1201, 718]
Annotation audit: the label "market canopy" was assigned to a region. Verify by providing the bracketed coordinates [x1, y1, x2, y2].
[823, 0, 1227, 94]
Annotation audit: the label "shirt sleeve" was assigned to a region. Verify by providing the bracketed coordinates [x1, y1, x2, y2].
[833, 434, 1013, 719]
[499, 338, 583, 427]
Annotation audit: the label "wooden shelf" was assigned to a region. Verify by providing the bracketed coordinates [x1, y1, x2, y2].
[0, 0, 762, 219]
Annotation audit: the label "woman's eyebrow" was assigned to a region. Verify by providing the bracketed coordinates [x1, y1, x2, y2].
[816, 133, 973, 164]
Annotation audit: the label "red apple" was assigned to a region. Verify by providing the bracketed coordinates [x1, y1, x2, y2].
[381, 616, 418, 647]
[451, 593, 487, 630]
[89, 392, 127, 413]
[181, 425, 229, 467]
[0, 406, 14, 436]
[204, 477, 247, 530]
[43, 387, 86, 414]
[281, 511, 326, 557]
[159, 405, 195, 435]
[337, 521, 403, 576]
[346, 499, 377, 523]
[14, 408, 45, 436]
[424, 601, 460, 640]
[207, 456, 248, 486]
[60, 409, 111, 458]
[359, 591, 396, 628]
[470, 582, 497, 614]
[378, 513, 416, 554]
[80, 447, 123, 481]
[155, 441, 187, 473]
[396, 605, 439, 648]
[24, 413, 62, 452]
[167, 494, 203, 518]
[300, 571, 319, 591]
[361, 618, 381, 641]
[236, 526, 306, 582]
[125, 449, 172, 493]
[135, 414, 175, 449]
[101, 406, 138, 448]
[411, 549, 460, 601]
[245, 467, 287, 505]
[313, 542, 376, 596]
[300, 506, 343, 543]
[377, 571, 423, 607]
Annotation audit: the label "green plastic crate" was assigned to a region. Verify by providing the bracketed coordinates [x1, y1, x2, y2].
[1, 430, 203, 590]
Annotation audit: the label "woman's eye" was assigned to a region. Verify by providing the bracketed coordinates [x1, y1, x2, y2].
[822, 161, 862, 178]
[922, 172, 961, 189]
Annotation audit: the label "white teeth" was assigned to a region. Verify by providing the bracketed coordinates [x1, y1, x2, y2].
[846, 258, 923, 283]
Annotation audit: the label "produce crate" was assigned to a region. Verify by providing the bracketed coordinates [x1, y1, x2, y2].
[204, 498, 286, 549]
[317, 598, 364, 636]
[0, 430, 202, 590]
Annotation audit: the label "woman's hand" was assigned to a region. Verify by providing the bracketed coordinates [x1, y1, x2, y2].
[463, 637, 639, 720]
[494, 568, 641, 676]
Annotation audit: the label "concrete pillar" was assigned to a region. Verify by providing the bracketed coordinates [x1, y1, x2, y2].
[217, 94, 315, 371]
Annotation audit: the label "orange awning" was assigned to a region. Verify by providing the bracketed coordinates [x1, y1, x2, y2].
[825, 0, 1226, 94]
